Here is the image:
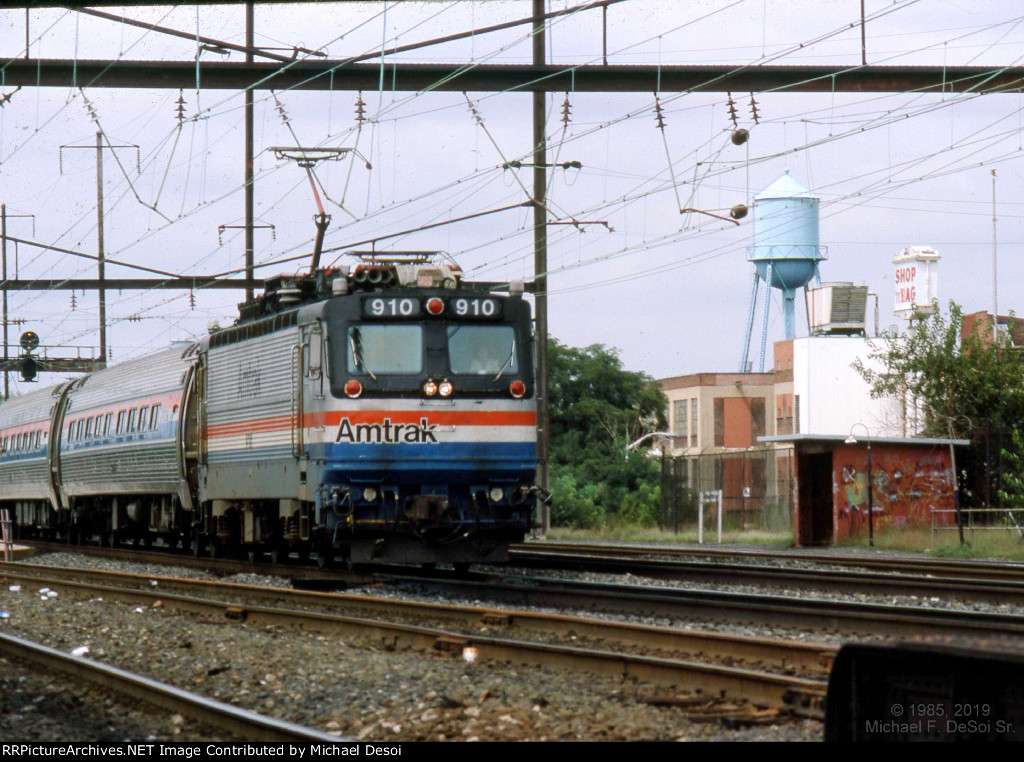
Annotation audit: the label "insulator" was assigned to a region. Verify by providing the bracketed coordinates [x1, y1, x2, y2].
[653, 96, 666, 130]
[749, 92, 761, 125]
[355, 92, 366, 123]
[274, 95, 291, 124]
[175, 89, 187, 123]
[189, 290, 196, 309]
[70, 293, 77, 310]
[726, 91, 739, 128]
[561, 94, 572, 126]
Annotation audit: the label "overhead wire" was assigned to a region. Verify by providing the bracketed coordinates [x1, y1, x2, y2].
[8, 2, 1024, 356]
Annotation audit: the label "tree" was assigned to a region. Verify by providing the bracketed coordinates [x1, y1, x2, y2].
[547, 339, 668, 527]
[855, 301, 1024, 506]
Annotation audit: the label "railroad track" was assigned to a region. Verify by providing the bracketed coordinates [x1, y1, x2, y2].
[0, 631, 346, 742]
[1, 561, 830, 717]
[382, 571, 1024, 642]
[513, 541, 1024, 583]
[505, 545, 1024, 607]
[15, 540, 378, 583]
[18, 541, 1024, 641]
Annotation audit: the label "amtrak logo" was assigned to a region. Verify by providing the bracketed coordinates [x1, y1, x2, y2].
[336, 417, 441, 444]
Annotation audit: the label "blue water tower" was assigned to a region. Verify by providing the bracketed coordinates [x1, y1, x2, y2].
[739, 171, 827, 372]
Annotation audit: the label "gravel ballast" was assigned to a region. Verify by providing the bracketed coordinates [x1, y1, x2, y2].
[2, 552, 825, 742]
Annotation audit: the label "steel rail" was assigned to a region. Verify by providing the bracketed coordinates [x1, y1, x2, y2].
[380, 573, 1024, 642]
[14, 540, 376, 582]
[508, 548, 1024, 607]
[513, 541, 1024, 583]
[0, 631, 348, 742]
[1, 563, 836, 676]
[0, 565, 828, 713]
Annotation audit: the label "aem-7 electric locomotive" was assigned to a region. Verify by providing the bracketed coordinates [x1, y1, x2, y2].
[0, 258, 540, 567]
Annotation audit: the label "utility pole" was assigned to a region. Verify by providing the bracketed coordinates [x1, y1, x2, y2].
[2, 205, 6, 400]
[2, 206, 7, 401]
[992, 168, 998, 342]
[96, 131, 107, 363]
[245, 2, 256, 303]
[533, 0, 551, 532]
[1, 204, 34, 400]
[60, 134, 138, 368]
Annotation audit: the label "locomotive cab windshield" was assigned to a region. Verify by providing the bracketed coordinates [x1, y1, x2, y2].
[324, 288, 532, 399]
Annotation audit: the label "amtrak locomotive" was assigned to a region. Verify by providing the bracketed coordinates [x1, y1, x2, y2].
[0, 256, 540, 567]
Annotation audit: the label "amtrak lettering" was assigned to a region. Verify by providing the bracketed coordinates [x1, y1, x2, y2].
[335, 417, 441, 444]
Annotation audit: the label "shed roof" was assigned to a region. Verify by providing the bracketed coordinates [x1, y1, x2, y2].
[759, 434, 970, 447]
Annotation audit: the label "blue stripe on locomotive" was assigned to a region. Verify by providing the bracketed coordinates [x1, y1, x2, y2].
[309, 440, 537, 484]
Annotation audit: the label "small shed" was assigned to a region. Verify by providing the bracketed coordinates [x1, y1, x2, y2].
[759, 434, 970, 546]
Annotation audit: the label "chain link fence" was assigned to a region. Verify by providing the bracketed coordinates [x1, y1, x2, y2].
[660, 448, 794, 534]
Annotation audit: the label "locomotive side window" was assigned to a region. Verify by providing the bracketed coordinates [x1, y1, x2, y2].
[347, 325, 423, 375]
[127, 409, 137, 433]
[150, 405, 161, 430]
[116, 411, 126, 435]
[308, 328, 323, 379]
[447, 325, 518, 376]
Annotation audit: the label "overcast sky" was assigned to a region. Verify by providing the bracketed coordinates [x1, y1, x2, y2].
[1, 1, 1023, 394]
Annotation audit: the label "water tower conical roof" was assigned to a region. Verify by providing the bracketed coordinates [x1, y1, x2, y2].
[754, 170, 817, 201]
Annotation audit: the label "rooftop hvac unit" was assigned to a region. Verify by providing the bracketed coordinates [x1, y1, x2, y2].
[806, 283, 868, 336]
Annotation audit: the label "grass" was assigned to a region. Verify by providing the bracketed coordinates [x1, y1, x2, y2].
[543, 525, 795, 547]
[837, 523, 1024, 561]
[544, 521, 1024, 560]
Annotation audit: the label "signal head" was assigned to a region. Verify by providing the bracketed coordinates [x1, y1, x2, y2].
[20, 331, 40, 352]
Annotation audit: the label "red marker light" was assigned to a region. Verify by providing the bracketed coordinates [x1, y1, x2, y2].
[509, 380, 526, 399]
[425, 297, 445, 316]
[344, 379, 363, 398]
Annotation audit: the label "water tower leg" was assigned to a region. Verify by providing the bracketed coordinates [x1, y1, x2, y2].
[783, 290, 796, 340]
[757, 261, 773, 372]
[739, 268, 759, 372]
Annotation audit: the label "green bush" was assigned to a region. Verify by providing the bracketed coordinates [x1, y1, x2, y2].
[617, 481, 660, 528]
[550, 472, 606, 529]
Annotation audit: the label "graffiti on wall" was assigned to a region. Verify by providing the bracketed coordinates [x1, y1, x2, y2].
[834, 445, 956, 540]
